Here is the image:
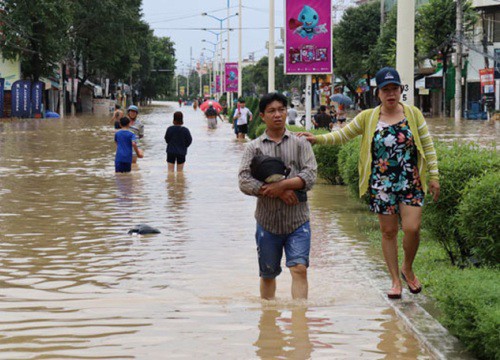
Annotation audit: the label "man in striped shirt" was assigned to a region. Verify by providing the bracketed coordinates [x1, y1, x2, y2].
[239, 93, 317, 300]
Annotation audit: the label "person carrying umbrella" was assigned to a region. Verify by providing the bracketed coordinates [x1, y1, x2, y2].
[204, 101, 224, 129]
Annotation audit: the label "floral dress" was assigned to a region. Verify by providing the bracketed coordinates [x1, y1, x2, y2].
[369, 118, 425, 214]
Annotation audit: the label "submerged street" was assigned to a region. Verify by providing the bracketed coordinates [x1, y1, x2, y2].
[0, 102, 497, 358]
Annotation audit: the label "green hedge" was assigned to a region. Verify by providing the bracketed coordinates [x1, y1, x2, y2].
[337, 137, 365, 200]
[457, 171, 500, 267]
[422, 142, 500, 266]
[433, 268, 500, 360]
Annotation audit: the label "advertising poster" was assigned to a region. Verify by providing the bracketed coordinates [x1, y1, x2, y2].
[284, 0, 332, 74]
[31, 81, 45, 116]
[216, 75, 221, 93]
[11, 80, 31, 118]
[479, 68, 495, 94]
[180, 86, 185, 96]
[225, 63, 238, 92]
[0, 78, 4, 117]
[203, 85, 210, 97]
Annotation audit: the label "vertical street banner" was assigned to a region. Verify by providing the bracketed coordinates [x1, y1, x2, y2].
[284, 0, 332, 74]
[225, 63, 238, 93]
[0, 78, 4, 117]
[180, 86, 185, 96]
[31, 81, 45, 116]
[479, 68, 495, 94]
[203, 85, 210, 97]
[11, 80, 32, 118]
[216, 75, 221, 93]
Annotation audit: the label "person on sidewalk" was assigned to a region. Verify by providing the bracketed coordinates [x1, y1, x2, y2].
[164, 111, 192, 172]
[114, 117, 143, 173]
[312, 105, 332, 130]
[239, 92, 317, 300]
[287, 103, 299, 125]
[233, 98, 253, 139]
[298, 67, 440, 299]
[127, 105, 144, 164]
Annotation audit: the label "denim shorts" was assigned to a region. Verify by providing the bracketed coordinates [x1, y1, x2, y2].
[255, 221, 311, 279]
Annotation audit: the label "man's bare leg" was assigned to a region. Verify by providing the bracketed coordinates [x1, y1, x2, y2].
[290, 264, 308, 299]
[260, 278, 276, 300]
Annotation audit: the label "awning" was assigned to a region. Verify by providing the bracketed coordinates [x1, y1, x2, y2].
[84, 80, 103, 97]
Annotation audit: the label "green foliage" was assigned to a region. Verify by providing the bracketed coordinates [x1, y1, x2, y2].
[0, 0, 72, 81]
[314, 144, 344, 185]
[423, 142, 500, 266]
[433, 268, 500, 360]
[332, 1, 381, 95]
[338, 137, 363, 199]
[457, 171, 500, 267]
[368, 6, 398, 70]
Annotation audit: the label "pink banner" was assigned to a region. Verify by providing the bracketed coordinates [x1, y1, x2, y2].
[225, 63, 238, 92]
[284, 0, 332, 74]
[216, 75, 221, 93]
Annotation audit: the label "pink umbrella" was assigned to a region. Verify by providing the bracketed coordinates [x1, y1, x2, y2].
[200, 100, 223, 113]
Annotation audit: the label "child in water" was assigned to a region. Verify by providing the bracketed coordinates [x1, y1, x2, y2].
[164, 111, 192, 172]
[114, 117, 143, 173]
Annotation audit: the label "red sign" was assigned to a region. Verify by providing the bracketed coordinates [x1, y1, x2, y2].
[479, 68, 495, 94]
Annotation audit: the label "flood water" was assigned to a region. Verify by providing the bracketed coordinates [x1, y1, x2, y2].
[0, 102, 495, 359]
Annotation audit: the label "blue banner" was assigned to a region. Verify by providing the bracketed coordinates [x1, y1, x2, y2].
[11, 80, 31, 117]
[31, 81, 44, 116]
[0, 78, 4, 118]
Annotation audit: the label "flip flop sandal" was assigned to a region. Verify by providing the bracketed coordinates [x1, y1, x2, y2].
[401, 271, 422, 294]
[387, 287, 402, 299]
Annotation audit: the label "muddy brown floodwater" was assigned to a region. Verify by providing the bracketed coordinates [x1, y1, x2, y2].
[1, 102, 495, 359]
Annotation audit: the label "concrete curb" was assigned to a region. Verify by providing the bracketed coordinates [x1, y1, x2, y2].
[367, 261, 476, 360]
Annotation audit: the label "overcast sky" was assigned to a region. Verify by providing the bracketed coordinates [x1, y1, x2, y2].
[141, 0, 284, 74]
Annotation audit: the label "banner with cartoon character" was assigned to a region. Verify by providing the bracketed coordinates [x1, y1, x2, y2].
[225, 63, 238, 92]
[285, 0, 332, 74]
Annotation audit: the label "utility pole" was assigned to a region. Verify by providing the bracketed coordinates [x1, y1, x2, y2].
[268, 0, 275, 93]
[380, 0, 385, 33]
[59, 62, 65, 118]
[238, 0, 242, 98]
[455, 0, 463, 122]
[396, 0, 415, 106]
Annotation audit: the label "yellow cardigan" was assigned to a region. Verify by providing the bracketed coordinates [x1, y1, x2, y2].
[315, 104, 439, 197]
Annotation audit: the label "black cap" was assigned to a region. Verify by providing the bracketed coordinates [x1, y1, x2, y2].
[375, 67, 402, 89]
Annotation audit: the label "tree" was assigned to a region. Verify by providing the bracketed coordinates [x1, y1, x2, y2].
[416, 0, 477, 115]
[332, 1, 381, 106]
[0, 0, 71, 81]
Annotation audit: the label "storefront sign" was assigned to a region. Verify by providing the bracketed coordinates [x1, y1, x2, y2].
[0, 55, 21, 90]
[284, 0, 332, 74]
[479, 68, 495, 94]
[225, 63, 238, 92]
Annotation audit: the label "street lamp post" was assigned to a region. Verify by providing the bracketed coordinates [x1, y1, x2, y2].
[238, 0, 242, 98]
[202, 11, 238, 100]
[269, 0, 275, 93]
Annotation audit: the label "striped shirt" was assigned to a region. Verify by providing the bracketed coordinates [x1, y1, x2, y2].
[239, 129, 317, 234]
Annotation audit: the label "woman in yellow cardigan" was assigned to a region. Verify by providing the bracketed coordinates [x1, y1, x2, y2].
[300, 67, 440, 299]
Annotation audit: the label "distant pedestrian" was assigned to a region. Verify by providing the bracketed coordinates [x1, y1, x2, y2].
[287, 103, 298, 125]
[233, 98, 253, 139]
[205, 102, 223, 129]
[115, 117, 143, 173]
[337, 103, 347, 128]
[164, 111, 192, 172]
[312, 105, 332, 130]
[127, 105, 144, 163]
[178, 98, 183, 107]
[111, 104, 124, 129]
